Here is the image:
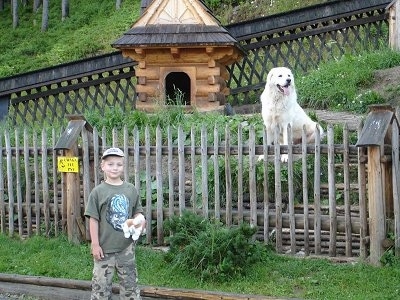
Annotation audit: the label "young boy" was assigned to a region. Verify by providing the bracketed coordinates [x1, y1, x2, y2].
[84, 147, 145, 300]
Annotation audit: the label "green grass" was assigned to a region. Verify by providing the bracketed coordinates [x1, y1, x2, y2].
[1, 234, 400, 299]
[296, 49, 400, 113]
[0, 0, 140, 77]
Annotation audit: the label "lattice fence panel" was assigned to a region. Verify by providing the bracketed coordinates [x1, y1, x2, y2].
[9, 66, 136, 126]
[227, 8, 389, 106]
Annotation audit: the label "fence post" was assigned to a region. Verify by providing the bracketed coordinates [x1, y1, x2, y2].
[55, 115, 95, 244]
[356, 105, 399, 265]
[388, 0, 400, 51]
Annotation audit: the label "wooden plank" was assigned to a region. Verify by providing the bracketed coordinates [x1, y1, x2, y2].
[213, 126, 221, 221]
[24, 129, 32, 236]
[190, 128, 196, 213]
[156, 126, 164, 244]
[52, 129, 59, 237]
[225, 125, 232, 226]
[302, 126, 310, 255]
[274, 125, 282, 252]
[391, 121, 400, 256]
[0, 131, 4, 234]
[15, 129, 23, 237]
[368, 146, 386, 265]
[167, 127, 174, 222]
[287, 125, 296, 254]
[343, 124, 353, 257]
[82, 127, 91, 241]
[5, 129, 14, 236]
[357, 123, 368, 259]
[249, 126, 257, 228]
[144, 126, 153, 243]
[314, 128, 322, 255]
[262, 128, 270, 245]
[201, 125, 209, 218]
[356, 110, 394, 146]
[327, 125, 337, 257]
[41, 129, 50, 236]
[237, 124, 243, 224]
[178, 126, 185, 215]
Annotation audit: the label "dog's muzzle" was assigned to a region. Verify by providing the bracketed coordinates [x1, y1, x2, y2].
[277, 79, 291, 96]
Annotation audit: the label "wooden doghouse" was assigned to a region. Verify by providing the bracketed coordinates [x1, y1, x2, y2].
[112, 0, 245, 112]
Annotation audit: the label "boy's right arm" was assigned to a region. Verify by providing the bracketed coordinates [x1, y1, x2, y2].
[89, 217, 104, 260]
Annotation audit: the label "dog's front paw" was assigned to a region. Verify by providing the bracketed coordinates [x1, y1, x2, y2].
[281, 154, 288, 163]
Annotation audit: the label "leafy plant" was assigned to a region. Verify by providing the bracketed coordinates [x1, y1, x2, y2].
[164, 210, 268, 281]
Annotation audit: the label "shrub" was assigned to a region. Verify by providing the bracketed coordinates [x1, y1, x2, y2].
[164, 210, 268, 281]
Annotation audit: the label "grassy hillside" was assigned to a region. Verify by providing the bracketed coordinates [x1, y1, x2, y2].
[0, 0, 140, 77]
[0, 0, 325, 78]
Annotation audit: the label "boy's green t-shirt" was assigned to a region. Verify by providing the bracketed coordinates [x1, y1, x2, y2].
[84, 181, 143, 253]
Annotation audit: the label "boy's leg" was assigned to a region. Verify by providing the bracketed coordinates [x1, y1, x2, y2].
[91, 253, 116, 300]
[116, 244, 141, 300]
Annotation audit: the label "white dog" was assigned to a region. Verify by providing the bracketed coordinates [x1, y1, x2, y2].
[259, 67, 324, 162]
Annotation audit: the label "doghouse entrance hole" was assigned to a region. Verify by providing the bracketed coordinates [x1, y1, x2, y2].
[165, 72, 190, 105]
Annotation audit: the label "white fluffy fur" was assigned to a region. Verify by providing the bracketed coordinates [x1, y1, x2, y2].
[259, 67, 324, 161]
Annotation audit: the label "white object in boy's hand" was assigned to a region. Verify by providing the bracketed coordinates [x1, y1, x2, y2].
[122, 214, 145, 240]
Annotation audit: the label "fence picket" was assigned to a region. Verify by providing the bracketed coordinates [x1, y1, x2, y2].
[314, 128, 322, 255]
[41, 129, 50, 236]
[167, 127, 174, 220]
[237, 124, 243, 224]
[357, 123, 368, 259]
[224, 125, 232, 226]
[249, 126, 257, 229]
[287, 125, 296, 254]
[5, 129, 14, 236]
[190, 128, 196, 213]
[213, 125, 221, 221]
[52, 129, 59, 237]
[23, 129, 32, 236]
[15, 129, 23, 237]
[201, 125, 208, 218]
[327, 124, 337, 257]
[343, 124, 353, 256]
[156, 126, 163, 243]
[302, 126, 309, 255]
[177, 126, 185, 215]
[144, 126, 152, 244]
[262, 128, 270, 245]
[274, 126, 283, 252]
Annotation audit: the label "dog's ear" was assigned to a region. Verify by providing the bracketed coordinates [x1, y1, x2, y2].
[267, 70, 274, 84]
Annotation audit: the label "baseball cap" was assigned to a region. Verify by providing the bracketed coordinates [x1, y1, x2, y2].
[101, 147, 124, 159]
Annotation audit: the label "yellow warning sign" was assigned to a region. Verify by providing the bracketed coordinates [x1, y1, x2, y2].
[58, 156, 79, 173]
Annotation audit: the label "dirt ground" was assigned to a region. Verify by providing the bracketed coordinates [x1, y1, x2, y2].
[370, 66, 400, 107]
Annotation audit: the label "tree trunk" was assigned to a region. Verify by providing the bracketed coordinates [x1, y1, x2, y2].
[41, 0, 49, 32]
[12, 0, 18, 28]
[62, 0, 69, 21]
[33, 0, 41, 13]
[116, 0, 122, 10]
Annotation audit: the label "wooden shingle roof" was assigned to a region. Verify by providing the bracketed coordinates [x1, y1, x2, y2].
[112, 0, 245, 54]
[112, 24, 241, 48]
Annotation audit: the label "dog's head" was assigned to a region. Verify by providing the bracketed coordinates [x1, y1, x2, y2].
[266, 67, 295, 96]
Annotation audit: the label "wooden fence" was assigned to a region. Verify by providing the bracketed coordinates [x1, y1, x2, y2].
[2, 106, 400, 264]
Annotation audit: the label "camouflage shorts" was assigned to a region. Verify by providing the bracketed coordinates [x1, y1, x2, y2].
[91, 244, 141, 300]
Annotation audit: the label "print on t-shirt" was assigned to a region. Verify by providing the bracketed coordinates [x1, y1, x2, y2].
[106, 194, 129, 231]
